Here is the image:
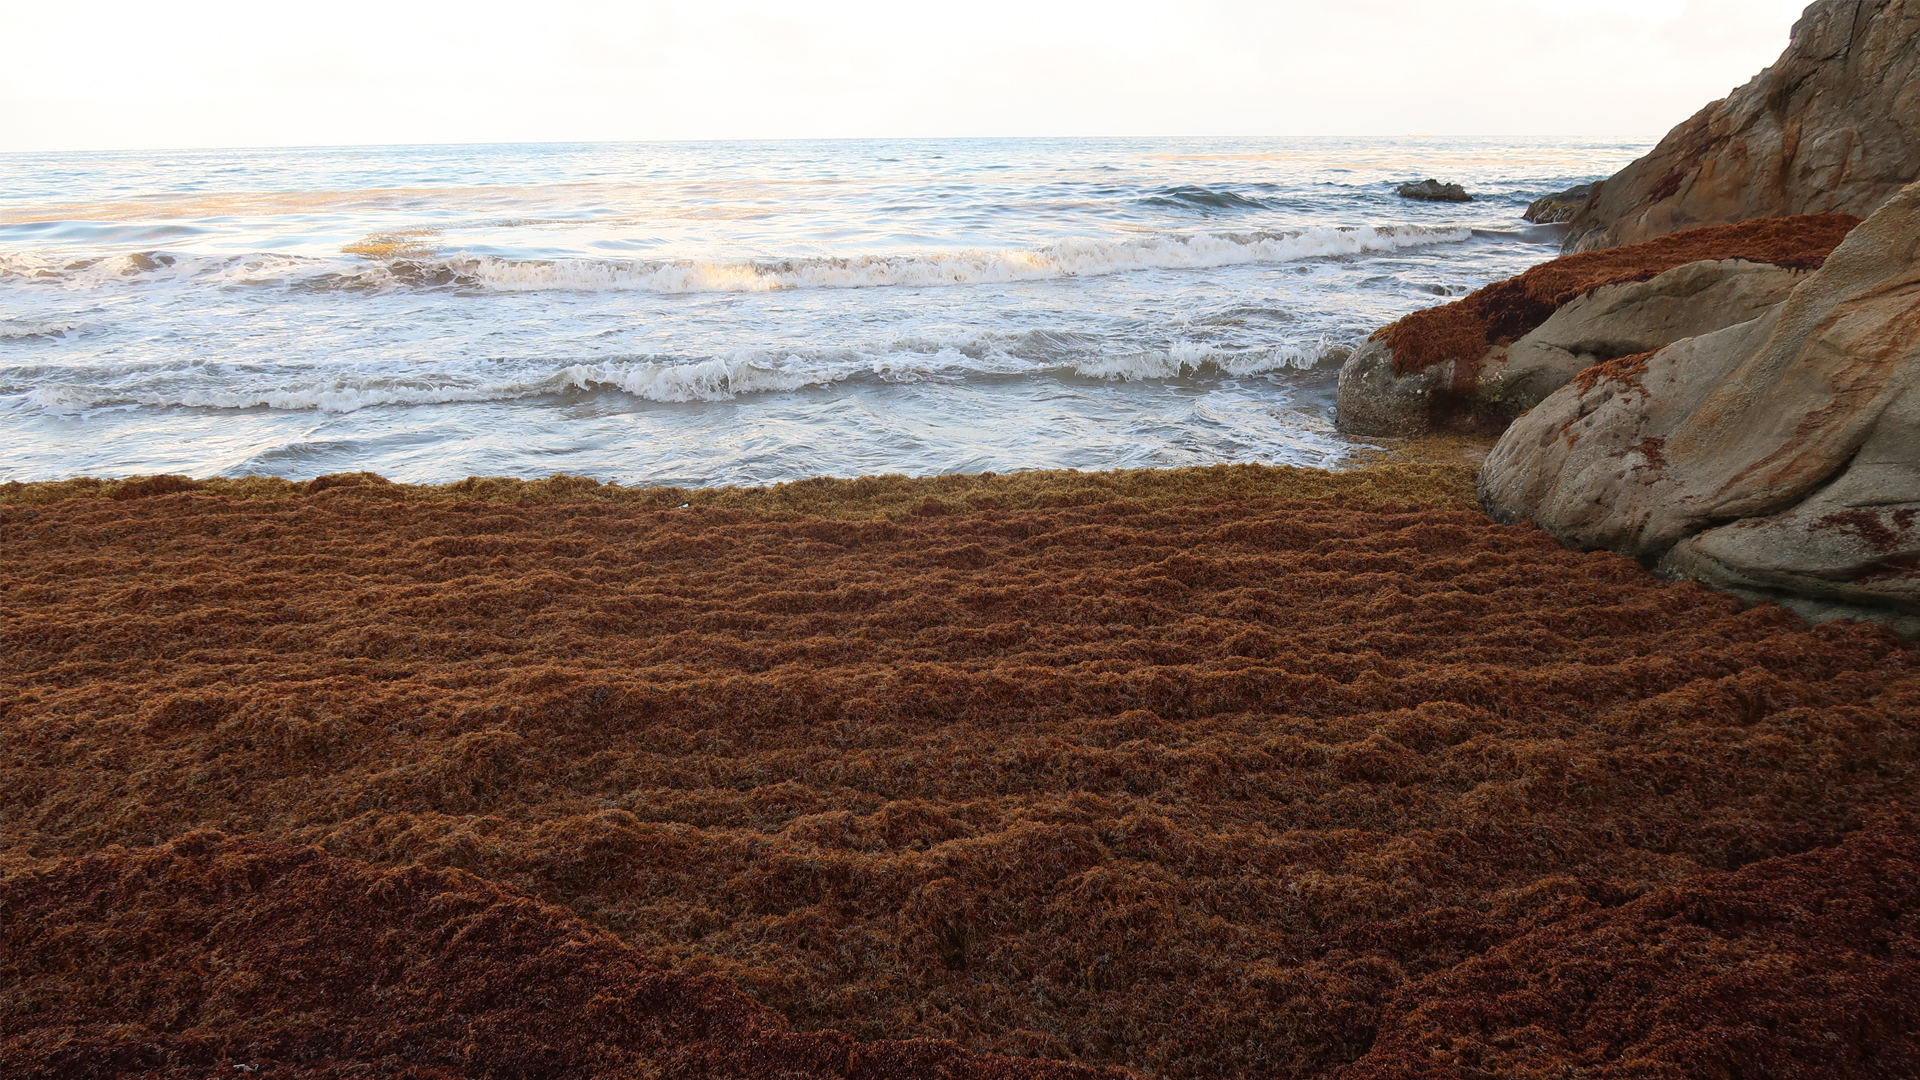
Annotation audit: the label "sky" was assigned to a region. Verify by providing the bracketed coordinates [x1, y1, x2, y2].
[0, 0, 1809, 151]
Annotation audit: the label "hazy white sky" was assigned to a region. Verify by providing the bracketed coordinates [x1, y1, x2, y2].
[1, 0, 1808, 151]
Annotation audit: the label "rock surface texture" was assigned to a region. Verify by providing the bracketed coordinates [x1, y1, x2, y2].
[1482, 181, 1920, 635]
[1492, 259, 1800, 399]
[1335, 215, 1855, 436]
[1523, 184, 1593, 224]
[1563, 0, 1920, 251]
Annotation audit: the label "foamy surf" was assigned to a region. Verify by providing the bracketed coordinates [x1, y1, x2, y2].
[1, 224, 1472, 297]
[11, 338, 1350, 416]
[458, 224, 1472, 293]
[1, 135, 1643, 484]
[0, 318, 83, 340]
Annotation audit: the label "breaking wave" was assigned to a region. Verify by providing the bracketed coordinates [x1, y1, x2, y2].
[13, 339, 1351, 416]
[0, 318, 82, 340]
[0, 224, 1471, 296]
[1139, 185, 1284, 212]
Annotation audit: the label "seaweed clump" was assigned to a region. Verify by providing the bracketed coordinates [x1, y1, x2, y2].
[1383, 213, 1861, 376]
[2, 461, 1917, 1078]
[0, 459, 1479, 516]
[1350, 823, 1920, 1079]
[1, 832, 1121, 1080]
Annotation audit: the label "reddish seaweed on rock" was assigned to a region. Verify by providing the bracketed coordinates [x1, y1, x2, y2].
[2, 462, 1917, 1078]
[1383, 214, 1860, 376]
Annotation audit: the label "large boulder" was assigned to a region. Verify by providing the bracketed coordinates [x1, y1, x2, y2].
[1497, 259, 1799, 381]
[1335, 215, 1856, 436]
[1480, 181, 1920, 634]
[1563, 0, 1920, 251]
[1336, 260, 1802, 436]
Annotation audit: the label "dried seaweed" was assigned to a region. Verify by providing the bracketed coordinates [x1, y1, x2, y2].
[2, 833, 1123, 1080]
[1349, 822, 1920, 1079]
[2, 461, 1916, 1078]
[0, 459, 1481, 516]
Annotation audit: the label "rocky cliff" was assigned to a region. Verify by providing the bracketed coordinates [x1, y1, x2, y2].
[1563, 0, 1920, 251]
[1481, 181, 1920, 635]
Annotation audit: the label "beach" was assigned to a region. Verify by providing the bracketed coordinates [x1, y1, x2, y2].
[8, 6, 1920, 1067]
[6, 456, 1915, 1078]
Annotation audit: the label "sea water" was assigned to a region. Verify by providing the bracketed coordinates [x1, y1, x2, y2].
[0, 137, 1645, 486]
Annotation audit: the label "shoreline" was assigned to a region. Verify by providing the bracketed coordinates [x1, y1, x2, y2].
[0, 436, 1495, 515]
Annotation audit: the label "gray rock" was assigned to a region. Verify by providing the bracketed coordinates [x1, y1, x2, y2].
[1334, 337, 1444, 437]
[1523, 184, 1592, 224]
[1658, 381, 1920, 636]
[1335, 258, 1802, 437]
[1398, 179, 1472, 203]
[1480, 180, 1920, 633]
[1488, 258, 1801, 391]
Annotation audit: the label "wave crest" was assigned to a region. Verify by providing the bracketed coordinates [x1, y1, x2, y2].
[1140, 185, 1283, 212]
[13, 339, 1351, 416]
[425, 225, 1469, 294]
[1, 224, 1471, 297]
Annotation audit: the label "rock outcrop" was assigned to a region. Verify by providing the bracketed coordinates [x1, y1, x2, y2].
[1562, 0, 1920, 251]
[1481, 180, 1920, 634]
[1490, 258, 1800, 397]
[1335, 214, 1857, 436]
[1398, 178, 1472, 202]
[1523, 183, 1592, 224]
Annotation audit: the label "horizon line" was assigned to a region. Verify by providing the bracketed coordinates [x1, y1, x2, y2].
[0, 132, 1664, 157]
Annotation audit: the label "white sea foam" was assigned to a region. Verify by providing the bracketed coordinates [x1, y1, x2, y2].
[14, 333, 1353, 417]
[447, 225, 1470, 293]
[0, 224, 1471, 297]
[0, 249, 333, 290]
[26, 384, 478, 415]
[556, 357, 844, 402]
[0, 318, 83, 340]
[0, 136, 1640, 488]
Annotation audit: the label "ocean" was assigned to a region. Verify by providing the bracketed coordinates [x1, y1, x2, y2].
[0, 137, 1646, 486]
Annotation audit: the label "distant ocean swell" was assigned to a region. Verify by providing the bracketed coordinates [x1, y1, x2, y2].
[0, 224, 1473, 296]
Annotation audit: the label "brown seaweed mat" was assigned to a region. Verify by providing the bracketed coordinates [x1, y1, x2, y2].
[3, 462, 1917, 1078]
[3, 833, 1120, 1080]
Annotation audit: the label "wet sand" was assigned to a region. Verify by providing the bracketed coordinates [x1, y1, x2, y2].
[4, 459, 1915, 1079]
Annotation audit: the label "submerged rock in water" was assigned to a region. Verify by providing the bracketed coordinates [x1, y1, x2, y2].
[1523, 183, 1592, 224]
[1334, 214, 1856, 436]
[1397, 178, 1472, 202]
[1563, 0, 1920, 251]
[1481, 180, 1920, 635]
